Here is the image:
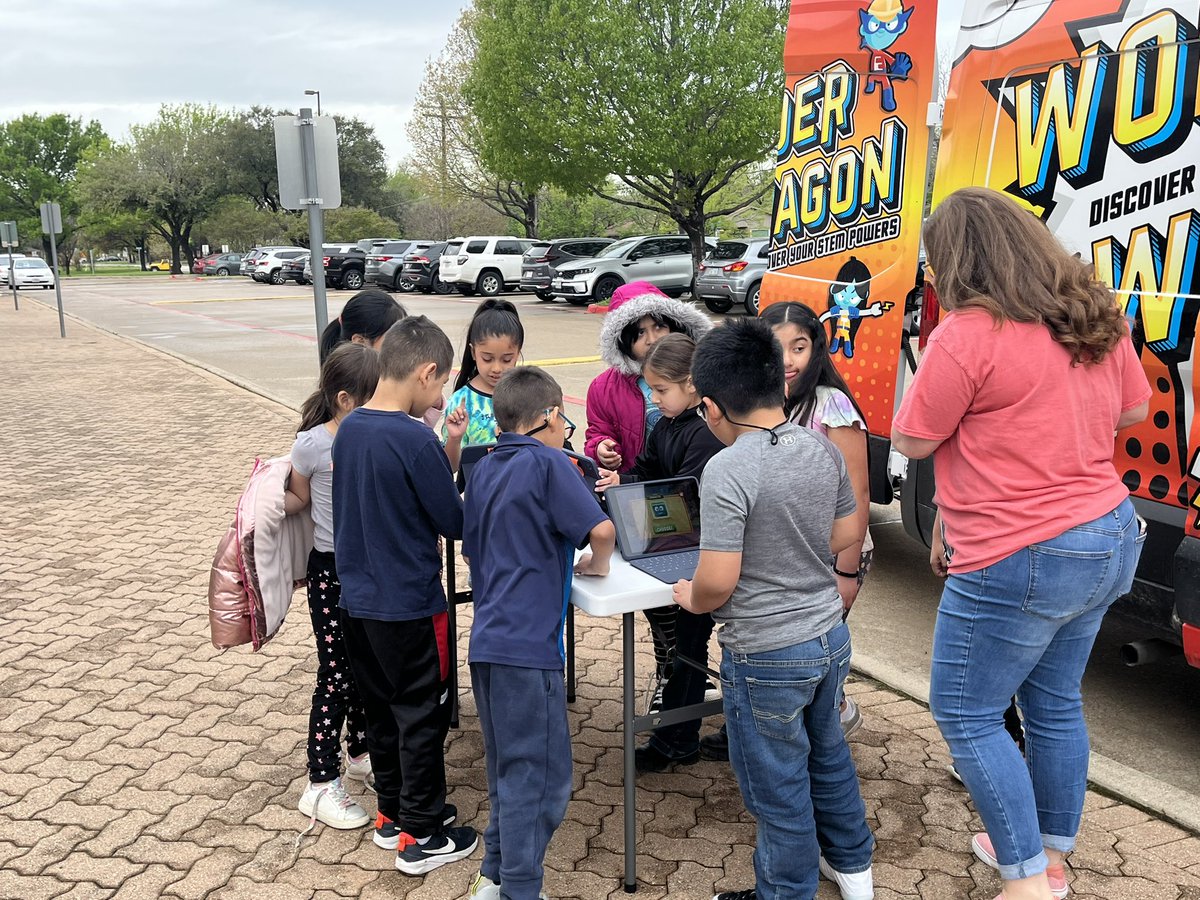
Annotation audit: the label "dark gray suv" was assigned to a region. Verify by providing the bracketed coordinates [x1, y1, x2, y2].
[520, 238, 614, 300]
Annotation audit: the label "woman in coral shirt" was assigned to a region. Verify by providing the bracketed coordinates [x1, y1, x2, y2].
[893, 188, 1150, 900]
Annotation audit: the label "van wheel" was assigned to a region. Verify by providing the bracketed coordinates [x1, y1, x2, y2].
[476, 270, 503, 297]
[744, 282, 761, 316]
[594, 275, 622, 305]
[342, 269, 364, 290]
[704, 296, 733, 313]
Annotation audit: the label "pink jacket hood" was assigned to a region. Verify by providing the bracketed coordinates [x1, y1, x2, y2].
[599, 282, 712, 376]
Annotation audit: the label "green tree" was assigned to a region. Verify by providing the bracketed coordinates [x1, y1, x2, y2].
[467, 0, 787, 263]
[196, 196, 290, 250]
[334, 117, 391, 212]
[408, 10, 541, 237]
[0, 113, 107, 274]
[79, 104, 228, 273]
[283, 205, 399, 245]
[215, 106, 287, 211]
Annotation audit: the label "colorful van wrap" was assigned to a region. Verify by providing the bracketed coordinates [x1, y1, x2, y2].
[931, 0, 1200, 535]
[760, 0, 939, 436]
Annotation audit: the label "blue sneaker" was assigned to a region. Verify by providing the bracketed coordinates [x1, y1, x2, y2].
[373, 805, 458, 850]
[395, 825, 478, 876]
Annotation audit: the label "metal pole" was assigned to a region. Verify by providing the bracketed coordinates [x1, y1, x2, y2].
[299, 107, 329, 352]
[622, 611, 637, 893]
[8, 248, 15, 311]
[48, 234, 65, 338]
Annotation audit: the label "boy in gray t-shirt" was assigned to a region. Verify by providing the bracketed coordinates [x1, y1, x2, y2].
[677, 318, 874, 900]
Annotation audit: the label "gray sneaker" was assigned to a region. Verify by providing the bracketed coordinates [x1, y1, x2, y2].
[840, 696, 863, 738]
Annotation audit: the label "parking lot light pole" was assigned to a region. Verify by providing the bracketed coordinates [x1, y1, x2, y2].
[304, 89, 321, 117]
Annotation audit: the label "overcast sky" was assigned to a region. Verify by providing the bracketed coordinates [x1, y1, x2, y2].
[3, 0, 964, 169]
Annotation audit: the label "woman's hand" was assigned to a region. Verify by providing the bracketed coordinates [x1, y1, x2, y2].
[597, 439, 623, 469]
[930, 516, 949, 578]
[836, 573, 860, 612]
[594, 468, 620, 493]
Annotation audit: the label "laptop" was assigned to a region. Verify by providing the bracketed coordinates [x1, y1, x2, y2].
[606, 477, 702, 583]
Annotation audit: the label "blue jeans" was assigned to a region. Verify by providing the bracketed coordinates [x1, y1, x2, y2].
[722, 622, 874, 899]
[930, 498, 1144, 880]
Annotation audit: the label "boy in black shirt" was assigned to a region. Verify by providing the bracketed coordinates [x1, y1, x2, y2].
[333, 315, 476, 874]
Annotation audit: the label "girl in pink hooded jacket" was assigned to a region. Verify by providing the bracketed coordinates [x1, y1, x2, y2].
[585, 282, 712, 472]
[585, 282, 711, 709]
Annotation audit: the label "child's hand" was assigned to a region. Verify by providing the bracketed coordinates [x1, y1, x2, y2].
[836, 573, 860, 612]
[595, 468, 620, 493]
[574, 553, 609, 577]
[672, 578, 693, 611]
[445, 402, 468, 442]
[597, 439, 622, 469]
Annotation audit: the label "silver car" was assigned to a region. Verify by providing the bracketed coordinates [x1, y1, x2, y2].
[694, 238, 770, 315]
[551, 235, 710, 306]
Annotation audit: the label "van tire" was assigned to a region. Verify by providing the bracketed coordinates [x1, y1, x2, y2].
[476, 269, 503, 297]
[594, 275, 622, 305]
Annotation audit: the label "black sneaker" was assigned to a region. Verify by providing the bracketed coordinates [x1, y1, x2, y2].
[634, 742, 700, 773]
[395, 825, 478, 875]
[700, 727, 729, 762]
[713, 890, 756, 900]
[373, 805, 458, 850]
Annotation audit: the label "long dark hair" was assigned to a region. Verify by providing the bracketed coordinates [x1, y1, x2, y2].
[759, 302, 866, 427]
[298, 342, 381, 433]
[318, 289, 406, 362]
[454, 298, 524, 392]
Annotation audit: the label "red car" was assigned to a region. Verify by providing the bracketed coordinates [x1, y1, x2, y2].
[192, 254, 219, 276]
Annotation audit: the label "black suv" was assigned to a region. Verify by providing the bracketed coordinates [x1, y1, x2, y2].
[401, 242, 453, 294]
[520, 238, 614, 300]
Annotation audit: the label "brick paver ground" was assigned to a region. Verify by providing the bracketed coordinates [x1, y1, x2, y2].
[2, 302, 1199, 900]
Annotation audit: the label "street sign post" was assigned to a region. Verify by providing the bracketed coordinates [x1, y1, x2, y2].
[40, 201, 66, 338]
[274, 109, 341, 350]
[0, 220, 17, 311]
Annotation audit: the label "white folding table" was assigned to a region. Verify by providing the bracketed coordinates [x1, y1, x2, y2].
[571, 552, 724, 893]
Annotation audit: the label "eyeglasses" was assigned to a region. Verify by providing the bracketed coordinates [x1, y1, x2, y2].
[524, 408, 576, 441]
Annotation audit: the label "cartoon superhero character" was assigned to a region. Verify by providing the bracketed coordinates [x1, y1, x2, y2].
[859, 0, 914, 113]
[820, 257, 893, 359]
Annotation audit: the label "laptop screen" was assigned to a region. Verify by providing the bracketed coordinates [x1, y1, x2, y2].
[607, 478, 702, 559]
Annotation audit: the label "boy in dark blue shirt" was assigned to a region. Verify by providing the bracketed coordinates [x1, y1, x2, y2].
[332, 316, 477, 875]
[462, 367, 615, 900]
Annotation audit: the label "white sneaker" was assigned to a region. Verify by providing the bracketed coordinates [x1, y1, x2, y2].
[297, 777, 371, 830]
[467, 872, 547, 899]
[704, 679, 721, 703]
[840, 696, 863, 739]
[345, 752, 372, 782]
[819, 856, 874, 900]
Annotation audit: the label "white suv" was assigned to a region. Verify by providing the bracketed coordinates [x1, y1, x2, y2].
[447, 236, 535, 297]
[249, 247, 307, 284]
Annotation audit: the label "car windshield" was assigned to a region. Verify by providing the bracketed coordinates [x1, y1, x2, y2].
[597, 238, 639, 259]
[707, 241, 749, 261]
[15, 259, 48, 269]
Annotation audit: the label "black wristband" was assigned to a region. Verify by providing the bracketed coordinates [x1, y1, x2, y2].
[833, 566, 859, 579]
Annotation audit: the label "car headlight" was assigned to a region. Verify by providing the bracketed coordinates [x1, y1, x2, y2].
[570, 267, 594, 276]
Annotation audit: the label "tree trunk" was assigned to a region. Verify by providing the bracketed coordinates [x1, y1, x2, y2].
[170, 236, 182, 274]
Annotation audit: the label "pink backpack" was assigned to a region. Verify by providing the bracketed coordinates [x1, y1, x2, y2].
[208, 456, 314, 650]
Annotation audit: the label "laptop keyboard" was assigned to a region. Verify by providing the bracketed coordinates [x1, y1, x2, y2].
[631, 550, 700, 584]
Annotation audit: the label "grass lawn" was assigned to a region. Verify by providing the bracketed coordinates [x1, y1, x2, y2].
[65, 265, 185, 277]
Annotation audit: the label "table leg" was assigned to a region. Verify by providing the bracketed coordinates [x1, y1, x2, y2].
[623, 611, 637, 893]
[446, 539, 459, 730]
[566, 604, 577, 703]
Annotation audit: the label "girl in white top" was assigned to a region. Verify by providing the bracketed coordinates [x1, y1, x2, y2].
[762, 301, 874, 736]
[285, 342, 381, 834]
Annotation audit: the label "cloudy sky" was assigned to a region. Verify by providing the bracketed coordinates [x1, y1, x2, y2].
[3, 0, 964, 168]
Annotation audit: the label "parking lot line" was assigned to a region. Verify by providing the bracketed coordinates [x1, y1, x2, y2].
[525, 355, 602, 367]
[151, 295, 295, 305]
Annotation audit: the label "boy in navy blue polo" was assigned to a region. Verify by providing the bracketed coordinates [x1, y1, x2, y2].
[332, 316, 478, 875]
[462, 367, 615, 900]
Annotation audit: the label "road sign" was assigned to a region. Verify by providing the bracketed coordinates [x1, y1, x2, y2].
[39, 202, 62, 235]
[0, 220, 16, 247]
[274, 114, 341, 211]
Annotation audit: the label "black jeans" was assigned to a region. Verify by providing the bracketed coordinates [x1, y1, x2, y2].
[647, 609, 715, 757]
[305, 550, 368, 783]
[341, 611, 452, 836]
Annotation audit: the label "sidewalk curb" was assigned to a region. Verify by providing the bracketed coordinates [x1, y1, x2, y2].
[852, 652, 1200, 836]
[23, 295, 302, 416]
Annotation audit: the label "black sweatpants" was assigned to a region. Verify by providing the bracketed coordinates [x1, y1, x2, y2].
[341, 611, 451, 836]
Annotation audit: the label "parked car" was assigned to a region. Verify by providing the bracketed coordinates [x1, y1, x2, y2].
[192, 254, 215, 276]
[280, 253, 310, 285]
[249, 247, 306, 284]
[437, 238, 467, 288]
[551, 235, 712, 305]
[355, 237, 398, 254]
[366, 240, 434, 290]
[6, 257, 55, 289]
[203, 253, 243, 277]
[520, 238, 615, 300]
[323, 246, 369, 290]
[445, 236, 535, 297]
[241, 246, 296, 278]
[694, 239, 770, 315]
[399, 242, 454, 295]
[148, 259, 172, 272]
[302, 244, 355, 284]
